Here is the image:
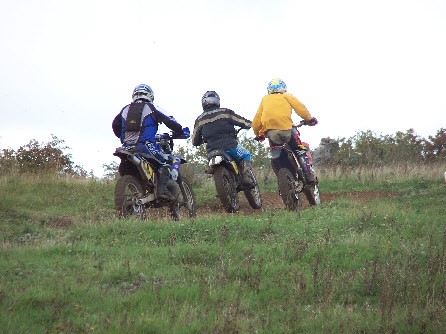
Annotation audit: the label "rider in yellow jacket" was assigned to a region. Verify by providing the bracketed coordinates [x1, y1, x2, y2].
[252, 78, 318, 183]
[252, 85, 314, 138]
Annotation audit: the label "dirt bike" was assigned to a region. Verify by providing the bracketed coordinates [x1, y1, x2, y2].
[262, 120, 321, 211]
[206, 130, 262, 213]
[113, 131, 196, 221]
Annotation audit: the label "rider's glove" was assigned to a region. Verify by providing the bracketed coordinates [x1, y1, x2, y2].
[255, 135, 265, 143]
[173, 127, 190, 139]
[305, 117, 318, 126]
[182, 127, 190, 138]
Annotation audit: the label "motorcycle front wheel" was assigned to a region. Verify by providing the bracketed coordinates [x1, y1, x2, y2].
[304, 181, 321, 206]
[277, 168, 300, 211]
[213, 167, 240, 213]
[243, 169, 262, 210]
[114, 175, 145, 219]
[169, 175, 197, 220]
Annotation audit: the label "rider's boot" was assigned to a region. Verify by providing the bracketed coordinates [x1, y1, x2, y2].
[297, 153, 316, 184]
[239, 159, 255, 187]
[167, 163, 181, 200]
[157, 165, 176, 201]
[304, 169, 316, 184]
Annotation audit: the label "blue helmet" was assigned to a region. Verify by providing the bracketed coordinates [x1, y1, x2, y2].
[267, 78, 287, 94]
[132, 84, 154, 102]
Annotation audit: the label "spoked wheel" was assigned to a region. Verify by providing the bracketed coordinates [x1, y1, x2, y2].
[277, 168, 301, 211]
[114, 175, 145, 219]
[304, 181, 321, 206]
[169, 175, 197, 220]
[243, 169, 262, 210]
[214, 167, 240, 213]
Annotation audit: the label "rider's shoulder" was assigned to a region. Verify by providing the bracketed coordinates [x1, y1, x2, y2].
[208, 107, 231, 116]
[282, 92, 298, 99]
[220, 107, 234, 114]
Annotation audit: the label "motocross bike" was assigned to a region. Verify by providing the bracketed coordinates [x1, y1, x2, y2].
[206, 129, 262, 213]
[113, 131, 196, 221]
[263, 120, 321, 211]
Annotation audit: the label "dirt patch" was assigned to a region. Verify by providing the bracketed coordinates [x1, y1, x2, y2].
[110, 190, 399, 221]
[47, 216, 75, 229]
[197, 190, 399, 216]
[322, 190, 398, 203]
[32, 215, 75, 229]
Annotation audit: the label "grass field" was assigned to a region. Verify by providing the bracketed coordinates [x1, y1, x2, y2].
[0, 170, 445, 333]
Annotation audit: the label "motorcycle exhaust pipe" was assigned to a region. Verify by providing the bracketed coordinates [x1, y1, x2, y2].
[136, 193, 156, 205]
[128, 154, 141, 165]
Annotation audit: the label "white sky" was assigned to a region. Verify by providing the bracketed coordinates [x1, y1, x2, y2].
[1, 0, 445, 176]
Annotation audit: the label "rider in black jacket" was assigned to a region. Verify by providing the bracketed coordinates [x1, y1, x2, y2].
[192, 91, 254, 186]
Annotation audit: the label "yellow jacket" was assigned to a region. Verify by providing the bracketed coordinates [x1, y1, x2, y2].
[252, 93, 312, 136]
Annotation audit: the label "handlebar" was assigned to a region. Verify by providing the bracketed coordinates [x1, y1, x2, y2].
[155, 133, 171, 140]
[155, 126, 190, 141]
[254, 120, 311, 142]
[295, 120, 306, 128]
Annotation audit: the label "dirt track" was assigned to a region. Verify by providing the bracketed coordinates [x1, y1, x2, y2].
[43, 190, 398, 228]
[197, 190, 398, 216]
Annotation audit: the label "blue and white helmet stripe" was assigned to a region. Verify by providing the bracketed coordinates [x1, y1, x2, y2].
[267, 78, 287, 94]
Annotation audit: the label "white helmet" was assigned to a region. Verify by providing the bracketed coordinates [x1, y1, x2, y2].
[132, 84, 154, 102]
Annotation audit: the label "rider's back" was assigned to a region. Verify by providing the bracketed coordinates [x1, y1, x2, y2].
[193, 106, 250, 153]
[254, 93, 311, 134]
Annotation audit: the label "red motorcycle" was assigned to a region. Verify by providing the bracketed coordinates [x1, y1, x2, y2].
[259, 120, 321, 211]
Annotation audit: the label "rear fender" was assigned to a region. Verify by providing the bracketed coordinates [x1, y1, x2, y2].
[207, 149, 238, 174]
[114, 148, 154, 185]
[272, 146, 300, 174]
[268, 147, 282, 159]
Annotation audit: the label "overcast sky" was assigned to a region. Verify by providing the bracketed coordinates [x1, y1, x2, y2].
[1, 0, 445, 176]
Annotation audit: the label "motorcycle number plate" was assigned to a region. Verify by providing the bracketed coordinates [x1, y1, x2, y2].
[230, 161, 239, 174]
[209, 155, 223, 166]
[142, 162, 154, 180]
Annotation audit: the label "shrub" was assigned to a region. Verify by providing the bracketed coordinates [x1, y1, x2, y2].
[0, 135, 87, 177]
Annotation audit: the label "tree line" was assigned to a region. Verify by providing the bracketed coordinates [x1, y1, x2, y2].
[1, 128, 444, 179]
[318, 128, 446, 167]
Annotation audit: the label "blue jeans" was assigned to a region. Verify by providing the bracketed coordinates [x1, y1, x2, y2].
[225, 146, 251, 162]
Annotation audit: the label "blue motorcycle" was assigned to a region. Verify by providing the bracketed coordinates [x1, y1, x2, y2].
[113, 131, 196, 220]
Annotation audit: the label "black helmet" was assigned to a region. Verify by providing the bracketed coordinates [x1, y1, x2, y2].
[202, 91, 220, 110]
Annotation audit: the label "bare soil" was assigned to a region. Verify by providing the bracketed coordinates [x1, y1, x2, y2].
[35, 190, 399, 229]
[197, 190, 399, 217]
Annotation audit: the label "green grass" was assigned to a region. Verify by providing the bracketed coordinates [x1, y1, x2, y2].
[0, 173, 445, 333]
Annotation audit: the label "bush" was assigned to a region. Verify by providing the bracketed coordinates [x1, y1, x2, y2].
[313, 128, 446, 168]
[0, 135, 87, 177]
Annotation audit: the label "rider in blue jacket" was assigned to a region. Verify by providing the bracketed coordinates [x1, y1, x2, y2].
[112, 84, 189, 201]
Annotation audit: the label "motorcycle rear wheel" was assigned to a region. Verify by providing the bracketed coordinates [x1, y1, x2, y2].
[277, 168, 300, 211]
[169, 176, 197, 220]
[114, 175, 145, 219]
[214, 167, 240, 213]
[243, 169, 262, 210]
